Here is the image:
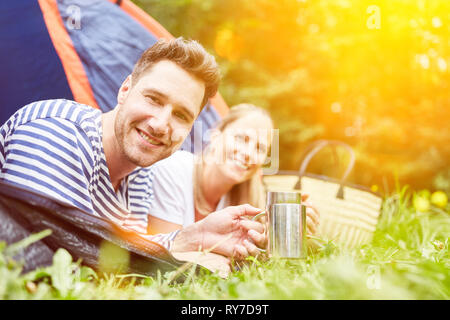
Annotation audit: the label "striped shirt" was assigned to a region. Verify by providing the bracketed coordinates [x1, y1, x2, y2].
[0, 99, 179, 249]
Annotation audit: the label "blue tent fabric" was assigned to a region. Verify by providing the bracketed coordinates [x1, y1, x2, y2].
[57, 0, 158, 111]
[0, 0, 74, 126]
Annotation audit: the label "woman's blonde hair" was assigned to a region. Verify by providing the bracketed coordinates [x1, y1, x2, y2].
[194, 104, 273, 216]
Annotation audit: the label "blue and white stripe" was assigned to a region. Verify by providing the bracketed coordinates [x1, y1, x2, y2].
[0, 99, 178, 250]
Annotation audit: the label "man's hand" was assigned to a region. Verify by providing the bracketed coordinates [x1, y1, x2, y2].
[171, 204, 266, 260]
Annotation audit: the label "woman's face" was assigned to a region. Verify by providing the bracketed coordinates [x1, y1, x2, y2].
[208, 113, 273, 184]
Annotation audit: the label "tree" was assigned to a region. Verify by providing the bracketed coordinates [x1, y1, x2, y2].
[136, 0, 450, 193]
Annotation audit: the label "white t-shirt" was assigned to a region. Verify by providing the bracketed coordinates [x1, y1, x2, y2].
[148, 150, 227, 227]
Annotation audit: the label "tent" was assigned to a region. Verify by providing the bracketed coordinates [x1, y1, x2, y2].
[0, 0, 229, 151]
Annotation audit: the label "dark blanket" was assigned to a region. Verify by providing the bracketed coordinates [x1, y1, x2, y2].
[0, 180, 183, 275]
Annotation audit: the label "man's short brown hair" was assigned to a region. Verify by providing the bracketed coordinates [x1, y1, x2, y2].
[131, 37, 221, 109]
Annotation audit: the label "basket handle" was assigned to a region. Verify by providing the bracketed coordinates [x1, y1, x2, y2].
[294, 140, 355, 199]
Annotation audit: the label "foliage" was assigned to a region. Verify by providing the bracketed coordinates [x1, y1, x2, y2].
[1, 189, 448, 300]
[134, 0, 450, 193]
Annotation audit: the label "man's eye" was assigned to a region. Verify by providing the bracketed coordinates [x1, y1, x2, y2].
[146, 95, 162, 105]
[174, 111, 188, 121]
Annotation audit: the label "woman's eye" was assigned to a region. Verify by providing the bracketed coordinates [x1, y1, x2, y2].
[258, 144, 267, 153]
[236, 135, 249, 143]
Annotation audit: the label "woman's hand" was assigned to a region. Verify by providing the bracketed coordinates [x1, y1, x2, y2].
[302, 193, 320, 235]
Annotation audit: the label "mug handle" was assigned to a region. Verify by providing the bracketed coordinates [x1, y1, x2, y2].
[251, 211, 267, 253]
[252, 210, 266, 222]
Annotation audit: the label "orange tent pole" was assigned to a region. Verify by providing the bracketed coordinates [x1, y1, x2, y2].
[38, 0, 99, 109]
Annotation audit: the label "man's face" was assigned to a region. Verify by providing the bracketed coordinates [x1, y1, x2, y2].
[114, 60, 205, 167]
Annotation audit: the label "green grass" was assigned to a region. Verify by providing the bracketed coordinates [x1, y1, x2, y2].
[1, 187, 449, 300]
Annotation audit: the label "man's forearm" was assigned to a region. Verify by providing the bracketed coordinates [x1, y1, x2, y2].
[170, 221, 203, 253]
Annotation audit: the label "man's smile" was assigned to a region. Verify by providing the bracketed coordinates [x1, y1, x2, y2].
[136, 128, 165, 147]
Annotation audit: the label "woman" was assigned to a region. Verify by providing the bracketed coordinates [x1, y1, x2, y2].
[147, 103, 320, 242]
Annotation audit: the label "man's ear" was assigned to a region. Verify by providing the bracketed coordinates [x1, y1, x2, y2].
[117, 75, 132, 105]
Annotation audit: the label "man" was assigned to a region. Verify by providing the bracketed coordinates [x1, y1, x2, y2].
[0, 38, 265, 274]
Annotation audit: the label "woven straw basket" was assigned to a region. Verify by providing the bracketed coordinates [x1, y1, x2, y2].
[263, 140, 382, 249]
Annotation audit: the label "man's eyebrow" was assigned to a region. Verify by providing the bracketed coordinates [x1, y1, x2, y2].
[176, 105, 195, 121]
[142, 88, 168, 101]
[142, 89, 195, 120]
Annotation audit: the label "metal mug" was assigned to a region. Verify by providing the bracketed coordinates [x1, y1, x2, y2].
[253, 191, 307, 258]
